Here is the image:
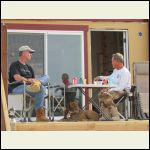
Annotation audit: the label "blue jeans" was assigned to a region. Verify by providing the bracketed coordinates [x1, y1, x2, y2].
[12, 75, 50, 111]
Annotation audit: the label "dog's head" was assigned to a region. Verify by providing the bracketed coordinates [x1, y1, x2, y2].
[98, 92, 114, 107]
[99, 91, 112, 99]
[69, 100, 80, 114]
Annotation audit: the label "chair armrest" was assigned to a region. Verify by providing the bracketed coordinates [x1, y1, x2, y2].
[8, 81, 26, 94]
[45, 84, 61, 89]
[124, 88, 133, 97]
[8, 80, 25, 85]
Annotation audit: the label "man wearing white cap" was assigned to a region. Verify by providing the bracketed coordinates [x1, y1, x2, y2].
[9, 45, 49, 122]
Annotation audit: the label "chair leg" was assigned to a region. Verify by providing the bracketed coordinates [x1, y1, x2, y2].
[27, 105, 34, 122]
[47, 97, 51, 121]
[118, 112, 125, 120]
[125, 98, 128, 121]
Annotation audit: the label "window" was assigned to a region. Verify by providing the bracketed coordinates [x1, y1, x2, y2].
[7, 30, 85, 108]
[8, 32, 44, 75]
[47, 31, 84, 85]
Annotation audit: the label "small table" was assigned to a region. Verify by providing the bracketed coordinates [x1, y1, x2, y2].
[68, 84, 117, 120]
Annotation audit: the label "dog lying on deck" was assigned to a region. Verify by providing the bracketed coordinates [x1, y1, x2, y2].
[61, 100, 99, 121]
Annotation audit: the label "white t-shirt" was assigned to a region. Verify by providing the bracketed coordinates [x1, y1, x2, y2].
[100, 66, 131, 91]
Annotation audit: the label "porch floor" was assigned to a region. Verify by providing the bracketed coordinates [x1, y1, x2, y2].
[15, 119, 149, 131]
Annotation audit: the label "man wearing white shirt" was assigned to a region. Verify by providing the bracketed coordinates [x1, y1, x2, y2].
[94, 53, 131, 120]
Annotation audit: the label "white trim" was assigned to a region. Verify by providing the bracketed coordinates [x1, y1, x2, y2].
[90, 29, 128, 32]
[123, 31, 129, 69]
[47, 30, 83, 35]
[81, 32, 85, 108]
[7, 29, 47, 33]
[123, 32, 126, 67]
[44, 32, 48, 75]
[44, 32, 48, 119]
[125, 31, 129, 69]
[7, 29, 83, 35]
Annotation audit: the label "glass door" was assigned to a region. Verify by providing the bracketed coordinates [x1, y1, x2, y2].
[46, 31, 85, 109]
[47, 31, 84, 85]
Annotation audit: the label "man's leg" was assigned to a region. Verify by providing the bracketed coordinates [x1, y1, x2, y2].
[109, 91, 124, 100]
[32, 85, 49, 121]
[36, 75, 50, 86]
[12, 84, 25, 94]
[108, 91, 124, 121]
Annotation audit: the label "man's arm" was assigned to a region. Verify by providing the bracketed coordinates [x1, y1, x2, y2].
[13, 74, 35, 83]
[108, 73, 131, 92]
[94, 75, 109, 81]
[10, 62, 36, 84]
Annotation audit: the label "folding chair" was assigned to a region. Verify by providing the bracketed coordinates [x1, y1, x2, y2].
[46, 85, 66, 121]
[8, 81, 34, 122]
[113, 88, 133, 121]
[114, 85, 149, 121]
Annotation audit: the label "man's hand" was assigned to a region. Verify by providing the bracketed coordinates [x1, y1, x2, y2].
[94, 76, 100, 81]
[27, 78, 38, 84]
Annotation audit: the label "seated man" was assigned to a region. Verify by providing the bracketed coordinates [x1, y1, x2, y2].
[94, 53, 131, 121]
[61, 73, 77, 119]
[8, 45, 49, 122]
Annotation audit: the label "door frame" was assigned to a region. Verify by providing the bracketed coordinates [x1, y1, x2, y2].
[90, 29, 129, 70]
[90, 29, 130, 115]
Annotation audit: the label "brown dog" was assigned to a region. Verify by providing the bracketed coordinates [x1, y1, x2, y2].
[62, 100, 99, 121]
[98, 92, 121, 121]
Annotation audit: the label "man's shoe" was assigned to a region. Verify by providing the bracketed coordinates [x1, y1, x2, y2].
[36, 107, 49, 122]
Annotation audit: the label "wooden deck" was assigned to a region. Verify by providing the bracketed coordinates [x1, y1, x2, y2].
[15, 120, 149, 131]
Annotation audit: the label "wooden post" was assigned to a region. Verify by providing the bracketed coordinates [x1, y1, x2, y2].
[1, 23, 8, 99]
[1, 23, 9, 130]
[1, 73, 11, 131]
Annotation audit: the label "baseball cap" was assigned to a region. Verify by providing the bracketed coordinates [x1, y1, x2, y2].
[19, 45, 35, 53]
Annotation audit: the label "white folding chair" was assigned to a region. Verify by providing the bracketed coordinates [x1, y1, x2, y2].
[47, 85, 65, 121]
[8, 81, 34, 122]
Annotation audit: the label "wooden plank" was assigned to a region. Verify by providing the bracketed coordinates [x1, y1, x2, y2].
[16, 120, 149, 131]
[1, 73, 11, 131]
[1, 23, 9, 131]
[1, 23, 8, 99]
